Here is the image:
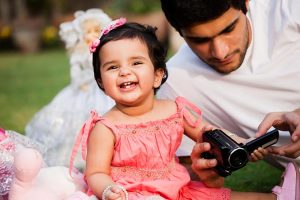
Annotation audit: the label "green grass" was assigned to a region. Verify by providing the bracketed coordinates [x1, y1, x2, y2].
[0, 49, 282, 192]
[0, 49, 69, 133]
[224, 161, 281, 192]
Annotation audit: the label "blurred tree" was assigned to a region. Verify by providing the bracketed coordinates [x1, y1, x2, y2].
[0, 0, 163, 52]
[25, 0, 50, 17]
[0, 0, 11, 24]
[11, 0, 46, 53]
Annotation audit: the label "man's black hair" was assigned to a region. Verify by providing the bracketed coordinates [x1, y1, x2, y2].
[160, 0, 247, 33]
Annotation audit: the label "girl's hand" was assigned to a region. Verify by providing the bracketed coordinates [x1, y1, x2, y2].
[103, 185, 127, 200]
[249, 147, 269, 162]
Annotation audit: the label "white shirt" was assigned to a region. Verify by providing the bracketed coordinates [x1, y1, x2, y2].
[158, 0, 300, 157]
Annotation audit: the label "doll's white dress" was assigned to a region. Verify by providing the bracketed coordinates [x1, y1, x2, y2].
[25, 46, 114, 168]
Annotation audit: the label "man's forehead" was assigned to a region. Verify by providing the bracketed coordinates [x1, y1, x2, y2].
[181, 7, 241, 38]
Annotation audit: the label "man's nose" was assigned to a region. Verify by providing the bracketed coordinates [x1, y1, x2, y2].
[210, 37, 229, 60]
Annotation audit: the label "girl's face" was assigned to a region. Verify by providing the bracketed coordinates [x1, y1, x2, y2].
[82, 19, 101, 45]
[99, 38, 164, 106]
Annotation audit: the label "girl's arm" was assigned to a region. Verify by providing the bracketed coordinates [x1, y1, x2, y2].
[183, 116, 216, 142]
[182, 115, 224, 187]
[85, 123, 125, 199]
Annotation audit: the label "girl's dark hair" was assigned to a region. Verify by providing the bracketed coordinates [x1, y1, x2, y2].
[92, 22, 168, 94]
[160, 0, 247, 33]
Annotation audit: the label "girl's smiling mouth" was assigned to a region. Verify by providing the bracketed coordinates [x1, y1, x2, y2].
[120, 81, 138, 90]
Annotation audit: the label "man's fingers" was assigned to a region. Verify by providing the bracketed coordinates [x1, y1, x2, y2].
[256, 112, 282, 137]
[190, 142, 224, 188]
[192, 157, 217, 170]
[191, 158, 224, 188]
[292, 125, 300, 142]
[191, 142, 210, 160]
[270, 140, 300, 158]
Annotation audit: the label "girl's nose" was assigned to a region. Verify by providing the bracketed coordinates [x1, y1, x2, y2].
[119, 66, 131, 76]
[210, 37, 229, 60]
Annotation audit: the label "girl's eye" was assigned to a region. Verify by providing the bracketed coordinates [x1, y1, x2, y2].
[107, 65, 118, 70]
[133, 61, 142, 65]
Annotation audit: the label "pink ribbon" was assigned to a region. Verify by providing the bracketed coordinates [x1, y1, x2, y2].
[69, 111, 101, 176]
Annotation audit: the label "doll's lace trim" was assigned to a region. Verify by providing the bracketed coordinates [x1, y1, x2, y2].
[0, 150, 13, 196]
[6, 130, 47, 155]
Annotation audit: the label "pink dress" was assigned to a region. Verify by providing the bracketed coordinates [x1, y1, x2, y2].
[70, 96, 230, 200]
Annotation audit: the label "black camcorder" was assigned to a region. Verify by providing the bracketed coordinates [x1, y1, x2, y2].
[201, 129, 279, 177]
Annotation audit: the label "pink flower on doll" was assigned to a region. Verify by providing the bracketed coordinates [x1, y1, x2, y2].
[89, 17, 127, 53]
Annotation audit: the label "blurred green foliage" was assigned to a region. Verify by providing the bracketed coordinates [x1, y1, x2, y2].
[108, 0, 161, 15]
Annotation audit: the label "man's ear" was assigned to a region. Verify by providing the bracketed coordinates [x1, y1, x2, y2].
[153, 68, 165, 89]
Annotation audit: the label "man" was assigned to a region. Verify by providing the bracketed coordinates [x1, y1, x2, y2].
[159, 0, 300, 185]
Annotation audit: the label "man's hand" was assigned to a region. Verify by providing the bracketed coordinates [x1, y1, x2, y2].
[256, 108, 300, 158]
[268, 139, 300, 158]
[190, 142, 224, 188]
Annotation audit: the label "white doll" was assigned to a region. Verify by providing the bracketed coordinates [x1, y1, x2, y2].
[25, 9, 115, 168]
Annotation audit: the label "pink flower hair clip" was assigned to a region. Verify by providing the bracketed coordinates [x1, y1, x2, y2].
[89, 17, 127, 53]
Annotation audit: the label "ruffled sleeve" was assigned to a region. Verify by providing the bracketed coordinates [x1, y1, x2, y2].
[69, 111, 102, 175]
[175, 96, 202, 128]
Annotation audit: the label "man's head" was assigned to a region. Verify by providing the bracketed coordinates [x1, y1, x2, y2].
[161, 0, 251, 74]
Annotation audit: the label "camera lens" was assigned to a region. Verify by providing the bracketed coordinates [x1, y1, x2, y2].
[228, 148, 248, 168]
